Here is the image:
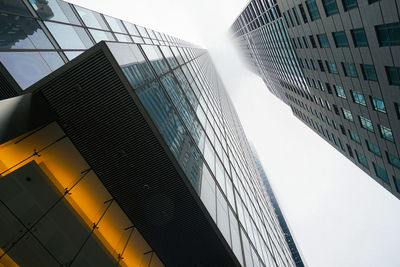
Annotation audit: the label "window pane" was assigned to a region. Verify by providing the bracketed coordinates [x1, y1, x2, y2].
[376, 23, 400, 46]
[386, 66, 400, 85]
[373, 163, 390, 184]
[335, 85, 346, 98]
[343, 62, 358, 77]
[104, 15, 127, 33]
[371, 96, 386, 113]
[342, 0, 358, 11]
[351, 28, 368, 47]
[360, 116, 374, 132]
[0, 14, 53, 49]
[351, 90, 366, 105]
[0, 0, 30, 15]
[114, 33, 131, 43]
[349, 130, 360, 143]
[75, 6, 108, 30]
[136, 25, 149, 38]
[356, 151, 369, 168]
[342, 108, 354, 121]
[45, 21, 93, 49]
[379, 125, 394, 141]
[108, 43, 154, 88]
[322, 0, 339, 16]
[366, 140, 381, 156]
[141, 45, 169, 75]
[123, 22, 140, 36]
[306, 0, 321, 21]
[361, 64, 377, 81]
[326, 61, 338, 74]
[332, 31, 349, 47]
[89, 29, 115, 43]
[0, 52, 53, 89]
[387, 152, 400, 169]
[317, 33, 330, 48]
[29, 0, 80, 24]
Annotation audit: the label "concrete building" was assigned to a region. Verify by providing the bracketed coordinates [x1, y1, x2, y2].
[232, 0, 400, 200]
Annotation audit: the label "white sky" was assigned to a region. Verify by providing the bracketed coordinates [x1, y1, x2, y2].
[69, 0, 400, 266]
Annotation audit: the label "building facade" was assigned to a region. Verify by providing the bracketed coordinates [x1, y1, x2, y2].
[232, 0, 400, 200]
[251, 147, 306, 267]
[0, 0, 296, 266]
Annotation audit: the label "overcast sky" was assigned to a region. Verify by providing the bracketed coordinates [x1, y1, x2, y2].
[69, 0, 400, 266]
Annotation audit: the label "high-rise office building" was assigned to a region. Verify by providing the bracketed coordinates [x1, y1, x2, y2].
[0, 0, 296, 266]
[232, 0, 400, 200]
[251, 146, 306, 267]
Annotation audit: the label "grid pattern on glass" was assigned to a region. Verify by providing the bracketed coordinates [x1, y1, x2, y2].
[359, 116, 374, 132]
[351, 90, 366, 106]
[379, 125, 394, 141]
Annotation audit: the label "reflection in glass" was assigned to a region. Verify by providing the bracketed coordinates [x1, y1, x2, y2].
[104, 15, 127, 33]
[171, 47, 184, 65]
[136, 25, 149, 38]
[45, 22, 93, 49]
[0, 0, 30, 15]
[115, 33, 131, 43]
[160, 46, 178, 69]
[64, 51, 83, 60]
[75, 6, 108, 30]
[108, 43, 154, 88]
[123, 21, 140, 36]
[141, 45, 169, 75]
[89, 29, 115, 43]
[0, 52, 54, 89]
[29, 0, 80, 24]
[0, 14, 53, 49]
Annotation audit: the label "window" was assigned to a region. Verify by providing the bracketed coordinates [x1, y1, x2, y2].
[356, 151, 369, 168]
[311, 59, 317, 70]
[376, 23, 400, 46]
[303, 36, 309, 48]
[349, 130, 360, 143]
[306, 0, 321, 21]
[342, 108, 354, 121]
[317, 34, 330, 48]
[283, 12, 291, 28]
[361, 64, 377, 81]
[342, 62, 358, 77]
[298, 4, 308, 23]
[326, 61, 339, 74]
[359, 116, 374, 132]
[340, 125, 346, 135]
[287, 10, 295, 27]
[332, 120, 338, 129]
[309, 35, 317, 48]
[371, 96, 386, 113]
[394, 176, 400, 193]
[322, 0, 339, 16]
[387, 152, 400, 169]
[379, 125, 394, 141]
[338, 138, 346, 151]
[292, 7, 302, 25]
[366, 140, 381, 156]
[326, 83, 333, 94]
[351, 90, 366, 106]
[351, 28, 368, 47]
[332, 31, 349, 47]
[45, 22, 93, 49]
[297, 38, 303, 48]
[333, 104, 340, 115]
[342, 0, 358, 11]
[386, 66, 400, 85]
[373, 163, 390, 184]
[318, 60, 325, 72]
[335, 85, 346, 98]
[75, 6, 109, 30]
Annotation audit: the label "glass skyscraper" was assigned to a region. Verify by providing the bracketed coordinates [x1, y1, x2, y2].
[232, 0, 400, 200]
[0, 0, 296, 266]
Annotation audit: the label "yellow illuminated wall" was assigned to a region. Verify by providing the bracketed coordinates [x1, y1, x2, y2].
[0, 122, 163, 267]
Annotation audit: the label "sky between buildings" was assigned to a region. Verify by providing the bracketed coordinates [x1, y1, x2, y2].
[68, 0, 400, 266]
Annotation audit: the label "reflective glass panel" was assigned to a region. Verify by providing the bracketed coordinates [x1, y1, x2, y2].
[89, 29, 115, 43]
[29, 0, 80, 24]
[104, 15, 127, 33]
[141, 45, 169, 75]
[160, 46, 178, 69]
[75, 6, 108, 30]
[0, 14, 53, 49]
[123, 21, 140, 36]
[45, 21, 93, 49]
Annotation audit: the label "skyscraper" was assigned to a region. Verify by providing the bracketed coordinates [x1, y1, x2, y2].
[251, 146, 306, 267]
[0, 0, 296, 266]
[231, 0, 400, 200]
